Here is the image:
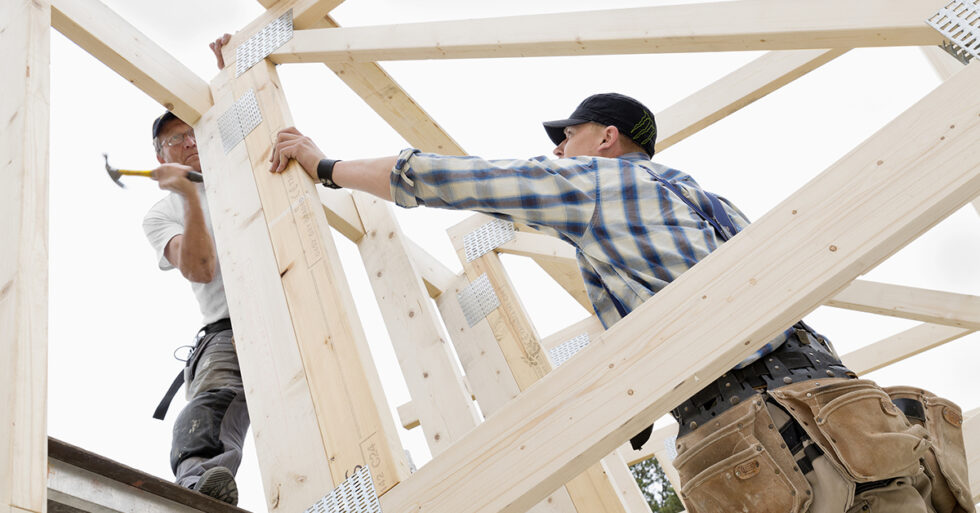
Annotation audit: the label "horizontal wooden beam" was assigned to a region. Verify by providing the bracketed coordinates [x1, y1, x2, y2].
[50, 0, 211, 123]
[378, 61, 980, 513]
[827, 279, 980, 329]
[656, 48, 847, 152]
[270, 0, 943, 64]
[843, 322, 974, 375]
[222, 0, 344, 69]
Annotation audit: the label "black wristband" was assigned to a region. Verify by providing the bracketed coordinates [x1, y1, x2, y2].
[316, 158, 343, 189]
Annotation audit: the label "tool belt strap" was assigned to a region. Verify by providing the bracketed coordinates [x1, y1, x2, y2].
[152, 318, 232, 420]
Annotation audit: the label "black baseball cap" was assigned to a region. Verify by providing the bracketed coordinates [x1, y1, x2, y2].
[151, 111, 179, 140]
[543, 93, 657, 156]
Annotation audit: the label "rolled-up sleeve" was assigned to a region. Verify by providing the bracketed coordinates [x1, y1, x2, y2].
[389, 148, 598, 240]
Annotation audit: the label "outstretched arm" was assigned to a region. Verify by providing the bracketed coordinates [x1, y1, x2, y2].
[269, 127, 396, 200]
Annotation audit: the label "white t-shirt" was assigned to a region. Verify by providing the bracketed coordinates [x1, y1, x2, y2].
[142, 183, 230, 325]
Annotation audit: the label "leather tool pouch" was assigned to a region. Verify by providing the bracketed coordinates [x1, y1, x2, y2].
[884, 386, 975, 513]
[673, 397, 812, 513]
[768, 379, 930, 483]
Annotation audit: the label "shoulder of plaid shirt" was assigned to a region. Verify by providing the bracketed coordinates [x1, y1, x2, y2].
[387, 148, 791, 368]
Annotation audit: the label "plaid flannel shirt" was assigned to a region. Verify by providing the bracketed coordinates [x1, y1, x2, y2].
[389, 149, 790, 367]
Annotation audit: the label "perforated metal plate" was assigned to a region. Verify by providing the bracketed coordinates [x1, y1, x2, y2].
[548, 333, 590, 367]
[928, 0, 980, 64]
[217, 89, 263, 153]
[236, 9, 294, 77]
[457, 274, 500, 327]
[304, 465, 382, 513]
[463, 219, 515, 262]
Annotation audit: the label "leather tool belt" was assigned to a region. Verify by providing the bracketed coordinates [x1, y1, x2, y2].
[672, 326, 857, 438]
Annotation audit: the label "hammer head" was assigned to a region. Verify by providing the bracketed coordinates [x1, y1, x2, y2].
[103, 153, 125, 188]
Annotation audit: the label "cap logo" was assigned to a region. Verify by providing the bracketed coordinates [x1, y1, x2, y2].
[630, 110, 656, 146]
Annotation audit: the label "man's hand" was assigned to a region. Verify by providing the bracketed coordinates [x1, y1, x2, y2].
[209, 33, 232, 70]
[269, 127, 326, 181]
[152, 163, 198, 196]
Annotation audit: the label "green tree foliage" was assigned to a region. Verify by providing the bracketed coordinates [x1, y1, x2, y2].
[629, 458, 684, 512]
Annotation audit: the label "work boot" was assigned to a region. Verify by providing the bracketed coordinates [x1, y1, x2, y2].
[194, 466, 239, 506]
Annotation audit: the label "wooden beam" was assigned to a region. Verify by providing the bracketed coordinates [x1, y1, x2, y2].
[198, 62, 408, 510]
[404, 239, 459, 299]
[541, 316, 605, 353]
[826, 279, 980, 329]
[842, 323, 974, 375]
[354, 192, 481, 455]
[499, 229, 590, 310]
[1, 1, 49, 511]
[656, 48, 848, 152]
[447, 219, 648, 513]
[195, 69, 334, 512]
[270, 0, 943, 64]
[318, 188, 366, 242]
[377, 61, 980, 513]
[50, 0, 210, 124]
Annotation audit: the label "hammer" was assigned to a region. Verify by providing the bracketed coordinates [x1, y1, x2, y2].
[103, 153, 203, 188]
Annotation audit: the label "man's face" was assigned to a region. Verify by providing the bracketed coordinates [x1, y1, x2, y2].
[156, 119, 201, 171]
[552, 122, 605, 159]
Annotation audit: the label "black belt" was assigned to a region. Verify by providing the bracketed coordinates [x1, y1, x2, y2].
[152, 318, 232, 420]
[671, 325, 855, 438]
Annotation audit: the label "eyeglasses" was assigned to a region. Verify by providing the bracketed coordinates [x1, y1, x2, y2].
[162, 130, 196, 148]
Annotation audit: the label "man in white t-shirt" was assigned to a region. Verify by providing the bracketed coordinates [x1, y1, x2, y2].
[142, 110, 247, 505]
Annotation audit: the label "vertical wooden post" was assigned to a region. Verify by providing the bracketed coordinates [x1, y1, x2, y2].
[195, 62, 407, 512]
[445, 216, 649, 513]
[353, 193, 481, 455]
[0, 1, 49, 512]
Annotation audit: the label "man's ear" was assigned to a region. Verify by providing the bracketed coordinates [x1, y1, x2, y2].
[156, 152, 166, 165]
[599, 125, 620, 151]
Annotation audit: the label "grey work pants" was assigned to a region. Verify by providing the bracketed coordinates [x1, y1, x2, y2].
[171, 329, 251, 489]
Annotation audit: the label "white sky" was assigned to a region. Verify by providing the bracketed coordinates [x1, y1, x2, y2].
[46, 1, 980, 511]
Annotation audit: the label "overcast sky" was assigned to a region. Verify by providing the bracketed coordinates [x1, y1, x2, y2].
[45, 1, 979, 511]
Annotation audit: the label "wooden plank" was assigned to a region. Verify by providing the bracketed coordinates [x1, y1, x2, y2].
[50, 0, 210, 124]
[0, 1, 49, 511]
[656, 48, 847, 152]
[826, 279, 980, 329]
[318, 188, 366, 242]
[435, 274, 522, 417]
[270, 0, 943, 63]
[378, 61, 980, 513]
[842, 323, 974, 375]
[541, 316, 604, 353]
[195, 68, 335, 512]
[354, 192, 480, 455]
[405, 239, 458, 299]
[447, 222, 646, 513]
[227, 60, 408, 494]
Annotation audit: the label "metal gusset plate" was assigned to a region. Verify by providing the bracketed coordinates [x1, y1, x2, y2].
[217, 89, 263, 153]
[548, 333, 590, 367]
[236, 9, 294, 77]
[463, 218, 515, 262]
[304, 465, 382, 513]
[928, 0, 980, 64]
[457, 274, 500, 327]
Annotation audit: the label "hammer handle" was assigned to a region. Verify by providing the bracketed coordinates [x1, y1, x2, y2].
[119, 169, 203, 182]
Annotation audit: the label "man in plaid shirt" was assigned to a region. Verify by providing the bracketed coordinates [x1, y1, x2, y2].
[270, 93, 972, 513]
